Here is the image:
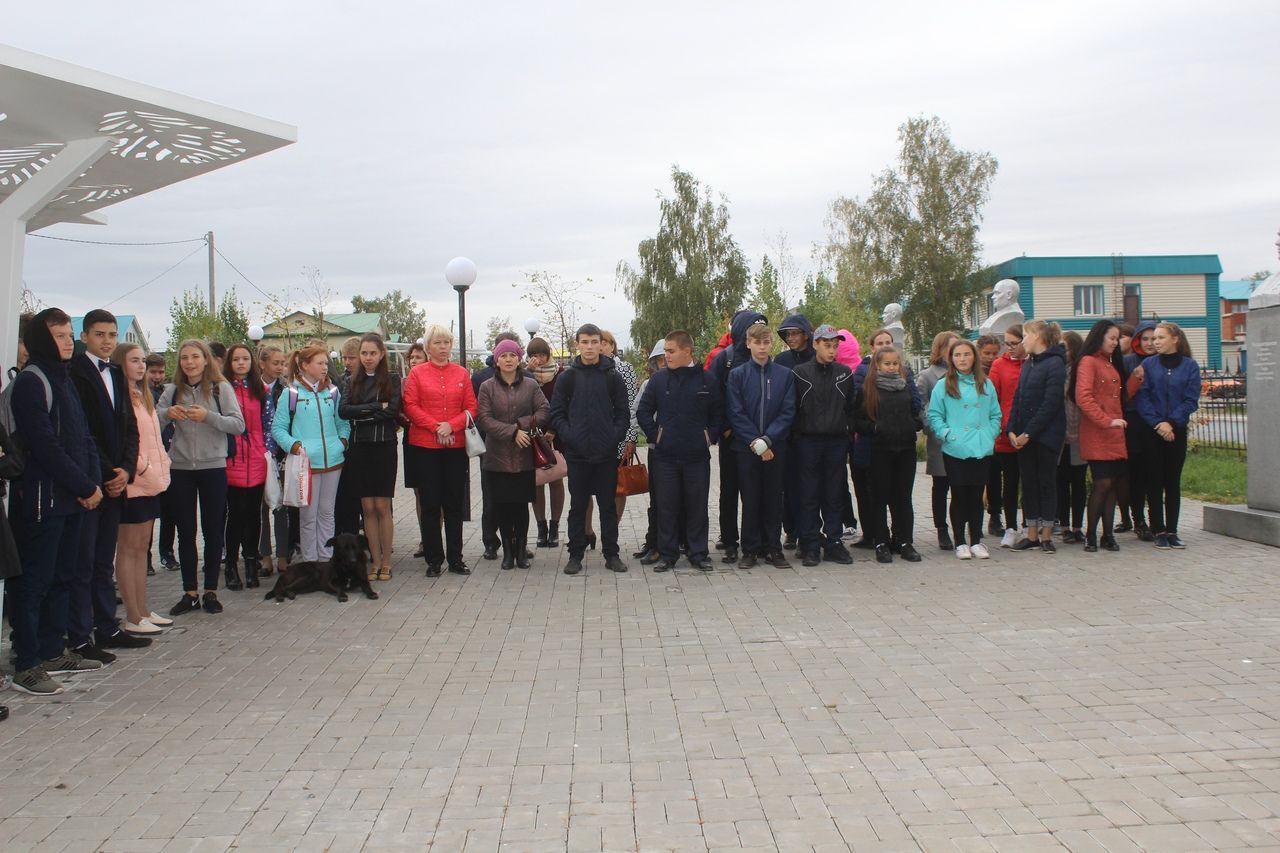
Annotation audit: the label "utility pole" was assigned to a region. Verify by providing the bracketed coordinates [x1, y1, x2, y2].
[206, 230, 216, 311]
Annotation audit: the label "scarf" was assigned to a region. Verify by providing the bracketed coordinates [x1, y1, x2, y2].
[528, 364, 559, 386]
[1158, 354, 1182, 369]
[875, 372, 907, 392]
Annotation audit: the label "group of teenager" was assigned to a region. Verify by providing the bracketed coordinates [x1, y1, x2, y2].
[0, 303, 1202, 703]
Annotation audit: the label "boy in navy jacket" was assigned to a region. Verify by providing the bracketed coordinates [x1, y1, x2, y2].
[725, 323, 796, 568]
[636, 330, 722, 572]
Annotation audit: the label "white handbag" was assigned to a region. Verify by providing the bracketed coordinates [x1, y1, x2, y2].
[463, 411, 486, 457]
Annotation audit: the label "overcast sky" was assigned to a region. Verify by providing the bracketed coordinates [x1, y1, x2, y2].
[9, 1, 1280, 352]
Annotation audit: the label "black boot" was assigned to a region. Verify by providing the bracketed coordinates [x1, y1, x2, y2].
[500, 533, 515, 570]
[547, 521, 560, 547]
[224, 559, 244, 591]
[244, 559, 261, 589]
[516, 533, 531, 569]
[536, 520, 549, 548]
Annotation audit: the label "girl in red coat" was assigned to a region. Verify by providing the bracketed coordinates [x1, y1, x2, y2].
[222, 344, 270, 589]
[403, 324, 478, 576]
[986, 324, 1025, 546]
[1070, 320, 1142, 552]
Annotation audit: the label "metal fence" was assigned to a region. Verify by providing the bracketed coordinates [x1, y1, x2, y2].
[1190, 370, 1247, 454]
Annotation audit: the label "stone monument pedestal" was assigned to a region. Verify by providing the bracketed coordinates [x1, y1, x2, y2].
[1203, 278, 1280, 547]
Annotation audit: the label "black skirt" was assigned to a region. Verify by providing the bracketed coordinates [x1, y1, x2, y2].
[1088, 459, 1125, 480]
[344, 441, 398, 498]
[942, 453, 991, 487]
[121, 495, 161, 524]
[489, 469, 535, 504]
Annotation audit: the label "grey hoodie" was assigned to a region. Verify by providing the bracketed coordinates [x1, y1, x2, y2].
[157, 380, 245, 471]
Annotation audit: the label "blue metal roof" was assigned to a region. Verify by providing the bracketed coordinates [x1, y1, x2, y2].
[70, 314, 137, 337]
[988, 255, 1223, 278]
[1218, 280, 1254, 301]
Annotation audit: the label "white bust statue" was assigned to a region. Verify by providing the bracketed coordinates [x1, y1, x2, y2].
[881, 302, 905, 347]
[980, 279, 1025, 337]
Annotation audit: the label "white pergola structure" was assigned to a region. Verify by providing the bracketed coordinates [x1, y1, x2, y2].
[0, 43, 297, 369]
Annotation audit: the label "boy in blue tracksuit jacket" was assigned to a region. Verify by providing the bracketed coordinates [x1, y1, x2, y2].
[636, 331, 722, 572]
[725, 323, 796, 568]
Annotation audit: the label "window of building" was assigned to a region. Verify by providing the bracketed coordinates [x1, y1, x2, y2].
[1234, 323, 1245, 337]
[1074, 285, 1104, 316]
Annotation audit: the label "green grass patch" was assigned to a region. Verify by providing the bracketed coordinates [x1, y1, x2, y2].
[1183, 448, 1247, 504]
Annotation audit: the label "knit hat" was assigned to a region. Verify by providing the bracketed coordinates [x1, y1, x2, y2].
[493, 339, 524, 360]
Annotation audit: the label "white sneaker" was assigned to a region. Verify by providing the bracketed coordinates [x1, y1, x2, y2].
[971, 543, 990, 559]
[124, 620, 162, 635]
[1000, 529, 1017, 548]
[955, 545, 972, 560]
[146, 612, 174, 627]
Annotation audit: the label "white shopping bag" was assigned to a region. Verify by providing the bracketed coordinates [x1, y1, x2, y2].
[263, 452, 283, 510]
[282, 450, 312, 507]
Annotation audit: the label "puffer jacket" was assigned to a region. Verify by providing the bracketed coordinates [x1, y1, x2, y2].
[636, 363, 722, 462]
[988, 351, 1024, 453]
[271, 381, 350, 472]
[8, 356, 101, 521]
[476, 372, 550, 473]
[703, 329, 734, 371]
[917, 362, 948, 476]
[340, 372, 403, 444]
[850, 357, 922, 467]
[1007, 344, 1067, 450]
[1135, 353, 1201, 429]
[774, 313, 815, 370]
[790, 358, 855, 438]
[403, 361, 476, 450]
[126, 393, 171, 498]
[225, 380, 268, 488]
[549, 355, 630, 464]
[1075, 351, 1133, 462]
[853, 379, 921, 453]
[926, 372, 1001, 461]
[725, 357, 796, 452]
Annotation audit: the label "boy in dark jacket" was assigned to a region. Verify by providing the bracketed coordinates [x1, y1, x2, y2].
[550, 324, 631, 576]
[708, 310, 767, 562]
[8, 308, 105, 695]
[726, 323, 795, 568]
[636, 330, 721, 572]
[69, 309, 144, 657]
[791, 325, 856, 566]
[773, 313, 814, 551]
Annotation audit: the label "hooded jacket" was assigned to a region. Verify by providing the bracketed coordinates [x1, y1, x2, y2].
[774, 314, 815, 370]
[710, 310, 768, 397]
[637, 363, 721, 462]
[1135, 353, 1201, 429]
[69, 350, 139, 484]
[271, 380, 351, 471]
[926, 372, 1002, 461]
[1122, 319, 1158, 414]
[549, 354, 630, 463]
[157, 380, 246, 471]
[850, 356, 922, 467]
[8, 315, 101, 521]
[790, 358, 855, 438]
[835, 331, 861, 369]
[988, 350, 1024, 453]
[1007, 344, 1067, 450]
[725, 356, 796, 452]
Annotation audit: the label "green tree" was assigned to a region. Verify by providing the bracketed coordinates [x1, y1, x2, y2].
[165, 287, 250, 371]
[350, 288, 426, 342]
[484, 314, 517, 346]
[824, 115, 998, 347]
[747, 256, 786, 354]
[617, 166, 751, 350]
[794, 271, 880, 342]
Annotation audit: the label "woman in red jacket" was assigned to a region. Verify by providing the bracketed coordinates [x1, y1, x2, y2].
[222, 344, 270, 589]
[1071, 320, 1142, 552]
[986, 324, 1025, 546]
[403, 324, 477, 576]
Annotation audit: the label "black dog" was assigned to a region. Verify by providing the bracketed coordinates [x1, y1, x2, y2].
[264, 533, 379, 603]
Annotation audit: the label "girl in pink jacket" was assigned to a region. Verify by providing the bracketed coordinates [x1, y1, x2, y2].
[222, 344, 271, 590]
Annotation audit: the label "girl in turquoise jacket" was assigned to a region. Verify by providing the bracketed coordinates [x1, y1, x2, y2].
[926, 339, 1002, 559]
[271, 344, 351, 561]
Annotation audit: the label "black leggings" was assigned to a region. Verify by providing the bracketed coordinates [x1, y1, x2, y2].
[1144, 425, 1188, 534]
[931, 476, 950, 532]
[989, 452, 1019, 530]
[225, 483, 265, 565]
[949, 483, 986, 547]
[1086, 463, 1121, 540]
[1056, 448, 1086, 530]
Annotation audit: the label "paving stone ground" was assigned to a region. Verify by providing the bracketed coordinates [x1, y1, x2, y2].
[1, 453, 1278, 852]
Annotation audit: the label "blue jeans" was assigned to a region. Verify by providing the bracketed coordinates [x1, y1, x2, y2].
[12, 513, 83, 672]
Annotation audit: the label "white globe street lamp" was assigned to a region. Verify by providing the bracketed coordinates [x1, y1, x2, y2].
[445, 256, 477, 366]
[248, 325, 264, 342]
[523, 317, 541, 338]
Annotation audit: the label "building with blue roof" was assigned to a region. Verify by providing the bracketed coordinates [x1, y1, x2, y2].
[69, 314, 151, 354]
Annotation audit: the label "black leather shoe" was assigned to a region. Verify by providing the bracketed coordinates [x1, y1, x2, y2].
[802, 551, 821, 567]
[604, 555, 628, 573]
[767, 552, 792, 569]
[824, 544, 854, 565]
[98, 630, 151, 649]
[426, 563, 442, 577]
[737, 553, 758, 569]
[653, 560, 674, 573]
[1083, 537, 1098, 553]
[447, 563, 471, 576]
[202, 592, 223, 614]
[501, 554, 515, 570]
[694, 558, 714, 571]
[563, 558, 582, 575]
[875, 545, 893, 564]
[639, 549, 662, 566]
[1101, 535, 1121, 552]
[783, 536, 797, 551]
[721, 547, 738, 564]
[483, 545, 499, 561]
[900, 544, 922, 562]
[937, 530, 953, 551]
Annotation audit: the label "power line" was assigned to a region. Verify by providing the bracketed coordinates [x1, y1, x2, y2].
[213, 246, 275, 303]
[104, 244, 207, 307]
[31, 233, 207, 247]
